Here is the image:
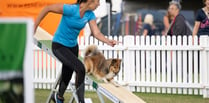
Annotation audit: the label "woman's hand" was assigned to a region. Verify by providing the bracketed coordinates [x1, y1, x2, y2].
[34, 22, 38, 34]
[106, 39, 117, 47]
[89, 20, 121, 47]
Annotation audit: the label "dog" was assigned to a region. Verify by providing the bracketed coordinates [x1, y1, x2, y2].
[84, 45, 121, 86]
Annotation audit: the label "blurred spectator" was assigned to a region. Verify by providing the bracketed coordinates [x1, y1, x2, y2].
[162, 11, 173, 35]
[136, 14, 143, 35]
[193, 0, 209, 36]
[142, 14, 155, 36]
[167, 1, 192, 36]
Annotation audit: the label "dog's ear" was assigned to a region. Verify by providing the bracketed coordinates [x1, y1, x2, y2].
[111, 59, 117, 63]
[118, 59, 122, 63]
[114, 59, 122, 63]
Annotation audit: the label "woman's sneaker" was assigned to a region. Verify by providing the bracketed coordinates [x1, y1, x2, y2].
[54, 93, 64, 103]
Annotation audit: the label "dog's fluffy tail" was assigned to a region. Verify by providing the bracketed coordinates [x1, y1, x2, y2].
[84, 45, 98, 56]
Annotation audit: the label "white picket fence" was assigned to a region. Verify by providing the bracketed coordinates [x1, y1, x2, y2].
[33, 35, 209, 98]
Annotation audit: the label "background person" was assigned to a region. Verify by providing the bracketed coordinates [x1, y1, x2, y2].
[193, 0, 209, 36]
[162, 11, 173, 35]
[167, 1, 192, 36]
[142, 14, 155, 36]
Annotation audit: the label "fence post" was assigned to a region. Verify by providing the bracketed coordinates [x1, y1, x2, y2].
[207, 36, 209, 98]
[200, 35, 209, 98]
[124, 35, 135, 91]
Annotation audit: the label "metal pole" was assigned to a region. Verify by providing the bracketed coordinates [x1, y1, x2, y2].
[107, 3, 111, 36]
[106, 0, 112, 36]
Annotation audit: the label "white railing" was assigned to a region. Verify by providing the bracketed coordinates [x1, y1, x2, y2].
[33, 35, 209, 98]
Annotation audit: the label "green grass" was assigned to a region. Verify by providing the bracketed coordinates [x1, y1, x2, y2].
[35, 89, 209, 103]
[35, 89, 112, 103]
[134, 92, 209, 103]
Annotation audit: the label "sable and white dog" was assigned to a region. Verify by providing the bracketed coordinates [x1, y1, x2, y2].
[84, 45, 121, 85]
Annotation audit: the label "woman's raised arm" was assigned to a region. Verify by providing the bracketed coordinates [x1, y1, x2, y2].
[34, 4, 64, 32]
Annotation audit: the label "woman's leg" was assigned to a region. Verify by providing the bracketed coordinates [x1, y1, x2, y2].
[58, 64, 74, 97]
[52, 43, 85, 102]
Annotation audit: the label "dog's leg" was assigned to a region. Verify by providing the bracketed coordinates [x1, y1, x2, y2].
[109, 79, 120, 87]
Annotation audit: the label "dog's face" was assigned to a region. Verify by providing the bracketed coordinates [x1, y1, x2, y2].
[109, 59, 121, 74]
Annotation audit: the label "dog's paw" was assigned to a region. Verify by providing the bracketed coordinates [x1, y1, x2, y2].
[113, 82, 120, 87]
[110, 80, 120, 87]
[102, 78, 109, 83]
[118, 82, 129, 87]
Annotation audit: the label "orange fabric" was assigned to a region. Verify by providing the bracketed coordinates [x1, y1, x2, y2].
[0, 0, 84, 36]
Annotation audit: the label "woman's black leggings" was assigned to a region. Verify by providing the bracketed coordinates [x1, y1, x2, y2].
[52, 42, 85, 103]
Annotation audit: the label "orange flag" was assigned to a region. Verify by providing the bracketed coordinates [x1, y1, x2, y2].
[0, 0, 84, 36]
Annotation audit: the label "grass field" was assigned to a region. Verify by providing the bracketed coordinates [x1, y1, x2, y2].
[35, 89, 209, 103]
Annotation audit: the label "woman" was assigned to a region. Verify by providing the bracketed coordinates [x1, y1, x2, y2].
[162, 11, 173, 35]
[167, 0, 191, 36]
[34, 0, 117, 103]
[142, 14, 155, 36]
[193, 0, 209, 36]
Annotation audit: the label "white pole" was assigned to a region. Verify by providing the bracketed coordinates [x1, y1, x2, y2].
[106, 3, 111, 36]
[200, 36, 209, 98]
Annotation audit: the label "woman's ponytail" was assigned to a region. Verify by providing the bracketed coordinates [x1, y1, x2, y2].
[77, 0, 88, 4]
